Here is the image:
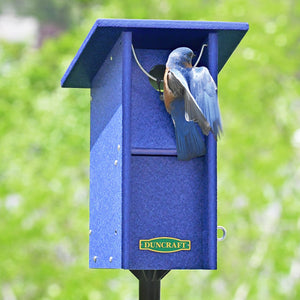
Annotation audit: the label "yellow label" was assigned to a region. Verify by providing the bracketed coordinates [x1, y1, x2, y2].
[139, 237, 191, 253]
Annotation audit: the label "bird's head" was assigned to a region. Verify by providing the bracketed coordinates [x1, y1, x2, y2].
[166, 47, 195, 68]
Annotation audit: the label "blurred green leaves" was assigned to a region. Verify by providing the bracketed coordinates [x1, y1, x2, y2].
[1, 0, 102, 29]
[0, 0, 300, 299]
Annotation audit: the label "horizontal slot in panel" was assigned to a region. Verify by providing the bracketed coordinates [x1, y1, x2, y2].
[131, 148, 177, 156]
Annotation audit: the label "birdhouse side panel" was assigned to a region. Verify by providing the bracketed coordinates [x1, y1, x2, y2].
[89, 36, 124, 269]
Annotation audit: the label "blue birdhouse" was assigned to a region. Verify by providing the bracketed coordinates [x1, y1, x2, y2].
[61, 19, 248, 270]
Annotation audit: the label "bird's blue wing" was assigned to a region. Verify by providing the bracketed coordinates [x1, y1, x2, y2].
[189, 67, 222, 138]
[168, 68, 211, 135]
[168, 68, 190, 92]
[170, 99, 206, 160]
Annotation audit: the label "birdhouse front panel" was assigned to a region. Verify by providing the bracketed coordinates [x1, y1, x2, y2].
[128, 155, 215, 269]
[128, 47, 216, 269]
[130, 49, 176, 150]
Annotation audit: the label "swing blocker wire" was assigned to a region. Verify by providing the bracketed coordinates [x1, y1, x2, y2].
[131, 44, 157, 81]
[131, 43, 208, 82]
[193, 44, 207, 67]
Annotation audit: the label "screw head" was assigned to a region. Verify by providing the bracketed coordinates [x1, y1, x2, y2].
[109, 256, 113, 263]
[93, 256, 97, 262]
[114, 160, 118, 166]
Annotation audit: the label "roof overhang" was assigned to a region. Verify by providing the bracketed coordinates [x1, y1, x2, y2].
[61, 19, 249, 88]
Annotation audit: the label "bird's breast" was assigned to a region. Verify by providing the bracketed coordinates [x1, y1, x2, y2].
[163, 68, 175, 113]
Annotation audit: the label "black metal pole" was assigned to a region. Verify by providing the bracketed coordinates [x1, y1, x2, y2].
[130, 270, 170, 300]
[139, 278, 161, 300]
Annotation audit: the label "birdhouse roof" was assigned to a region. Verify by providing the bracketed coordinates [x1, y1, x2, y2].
[61, 19, 249, 88]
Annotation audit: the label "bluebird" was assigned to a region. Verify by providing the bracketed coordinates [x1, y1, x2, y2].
[163, 47, 222, 161]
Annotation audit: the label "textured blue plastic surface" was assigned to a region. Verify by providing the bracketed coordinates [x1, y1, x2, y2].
[206, 32, 219, 267]
[129, 155, 213, 269]
[61, 19, 248, 88]
[62, 19, 248, 270]
[89, 34, 124, 268]
[121, 31, 132, 268]
[131, 49, 176, 150]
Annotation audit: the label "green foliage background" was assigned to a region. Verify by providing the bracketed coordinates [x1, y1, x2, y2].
[0, 0, 299, 299]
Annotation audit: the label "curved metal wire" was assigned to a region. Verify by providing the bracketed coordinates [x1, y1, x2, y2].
[131, 43, 208, 83]
[193, 43, 208, 67]
[131, 44, 157, 81]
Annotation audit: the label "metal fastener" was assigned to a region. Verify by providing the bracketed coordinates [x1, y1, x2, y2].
[109, 256, 113, 262]
[217, 226, 227, 241]
[93, 256, 97, 262]
[89, 230, 92, 235]
[114, 160, 118, 166]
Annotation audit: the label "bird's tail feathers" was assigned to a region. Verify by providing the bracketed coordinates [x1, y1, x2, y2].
[211, 119, 223, 140]
[175, 122, 206, 161]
